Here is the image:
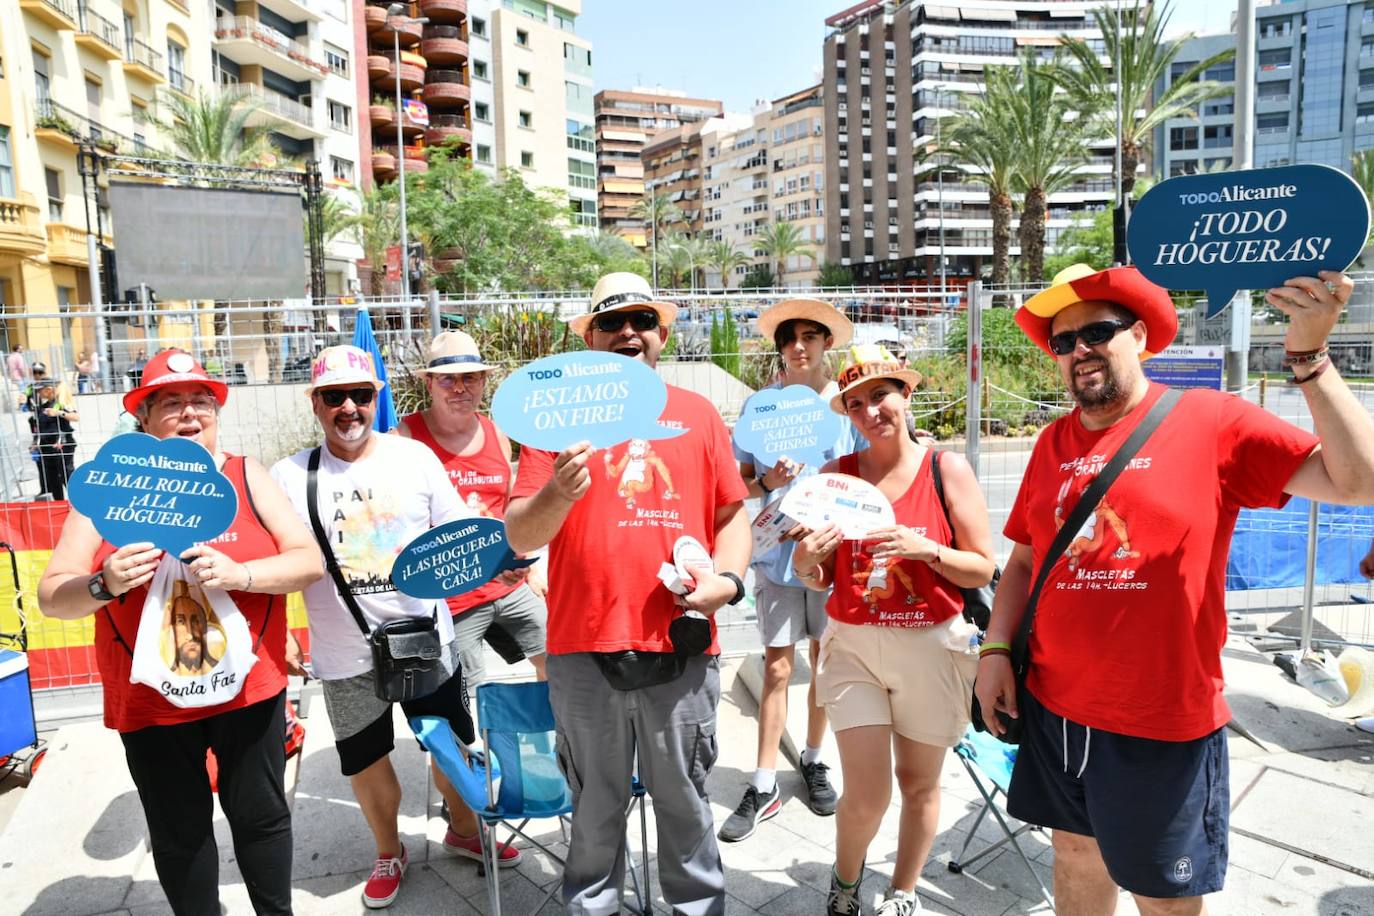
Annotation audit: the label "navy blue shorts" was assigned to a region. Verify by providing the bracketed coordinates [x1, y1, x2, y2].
[1007, 689, 1229, 898]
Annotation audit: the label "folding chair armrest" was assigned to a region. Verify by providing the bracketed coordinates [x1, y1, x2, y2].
[409, 715, 495, 814]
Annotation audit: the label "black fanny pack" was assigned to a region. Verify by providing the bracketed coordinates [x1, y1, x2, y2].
[370, 615, 446, 703]
[592, 611, 712, 691]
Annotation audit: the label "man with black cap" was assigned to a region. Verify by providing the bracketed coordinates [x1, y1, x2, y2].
[975, 265, 1374, 916]
[506, 271, 750, 915]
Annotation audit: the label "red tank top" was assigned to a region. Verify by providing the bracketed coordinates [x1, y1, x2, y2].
[93, 454, 286, 732]
[400, 411, 518, 613]
[825, 450, 963, 628]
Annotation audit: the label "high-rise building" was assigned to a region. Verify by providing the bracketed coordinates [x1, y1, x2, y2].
[594, 88, 722, 246]
[768, 84, 826, 287]
[642, 119, 711, 241]
[701, 109, 772, 288]
[822, 0, 1116, 287]
[1151, 32, 1235, 179]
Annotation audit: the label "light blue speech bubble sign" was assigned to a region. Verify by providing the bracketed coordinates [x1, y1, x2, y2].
[733, 385, 842, 467]
[491, 351, 687, 451]
[391, 517, 536, 599]
[1127, 164, 1371, 318]
[67, 433, 238, 556]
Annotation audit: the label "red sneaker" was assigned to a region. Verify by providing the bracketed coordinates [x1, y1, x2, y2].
[362, 846, 407, 909]
[443, 825, 522, 867]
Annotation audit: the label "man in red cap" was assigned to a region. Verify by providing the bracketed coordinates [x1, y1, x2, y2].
[976, 264, 1374, 915]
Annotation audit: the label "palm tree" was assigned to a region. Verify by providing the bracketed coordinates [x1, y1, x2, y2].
[705, 239, 748, 290]
[160, 90, 275, 166]
[308, 191, 359, 251]
[755, 220, 812, 288]
[353, 186, 399, 295]
[1004, 51, 1097, 285]
[943, 74, 1020, 288]
[630, 193, 684, 288]
[663, 233, 708, 291]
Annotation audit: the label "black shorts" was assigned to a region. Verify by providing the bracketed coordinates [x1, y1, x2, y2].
[322, 666, 475, 777]
[1007, 689, 1229, 898]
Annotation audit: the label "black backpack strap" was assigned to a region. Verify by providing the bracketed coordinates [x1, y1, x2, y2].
[929, 448, 956, 548]
[305, 447, 373, 640]
[1012, 387, 1183, 667]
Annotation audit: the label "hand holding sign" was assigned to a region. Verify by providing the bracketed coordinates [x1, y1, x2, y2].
[733, 385, 842, 468]
[780, 473, 895, 540]
[492, 352, 687, 452]
[392, 517, 536, 599]
[1128, 164, 1371, 317]
[68, 434, 238, 556]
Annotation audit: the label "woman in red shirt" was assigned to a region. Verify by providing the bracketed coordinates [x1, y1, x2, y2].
[792, 346, 996, 916]
[39, 350, 323, 916]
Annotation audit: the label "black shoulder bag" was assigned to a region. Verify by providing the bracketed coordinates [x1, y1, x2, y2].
[305, 447, 445, 703]
[930, 450, 1000, 631]
[972, 388, 1181, 745]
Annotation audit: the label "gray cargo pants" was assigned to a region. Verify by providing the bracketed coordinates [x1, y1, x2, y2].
[546, 652, 724, 916]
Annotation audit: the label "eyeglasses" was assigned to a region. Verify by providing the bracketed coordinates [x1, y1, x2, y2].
[154, 394, 218, 415]
[316, 386, 376, 408]
[593, 310, 659, 333]
[433, 372, 487, 389]
[1047, 319, 1133, 356]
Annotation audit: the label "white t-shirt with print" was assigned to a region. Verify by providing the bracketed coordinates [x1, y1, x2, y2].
[271, 434, 471, 680]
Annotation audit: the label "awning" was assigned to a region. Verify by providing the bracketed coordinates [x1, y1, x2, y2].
[924, 5, 960, 20]
[603, 129, 645, 142]
[1016, 35, 1062, 46]
[960, 6, 1016, 22]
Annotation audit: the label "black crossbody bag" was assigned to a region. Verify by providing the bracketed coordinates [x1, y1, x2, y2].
[972, 388, 1181, 745]
[305, 448, 445, 703]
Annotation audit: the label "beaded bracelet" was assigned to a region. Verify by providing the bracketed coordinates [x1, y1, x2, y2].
[1289, 356, 1331, 386]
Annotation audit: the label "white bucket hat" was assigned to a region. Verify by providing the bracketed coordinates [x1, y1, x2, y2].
[571, 272, 678, 336]
[305, 345, 385, 395]
[417, 331, 495, 374]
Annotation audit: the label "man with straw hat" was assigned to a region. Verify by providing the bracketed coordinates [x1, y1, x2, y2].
[977, 265, 1374, 914]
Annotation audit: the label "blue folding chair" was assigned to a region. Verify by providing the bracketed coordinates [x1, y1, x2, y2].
[411, 680, 650, 915]
[948, 726, 1055, 911]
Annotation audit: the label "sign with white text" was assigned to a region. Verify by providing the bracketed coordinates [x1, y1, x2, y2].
[733, 385, 842, 467]
[391, 517, 536, 599]
[1141, 345, 1225, 390]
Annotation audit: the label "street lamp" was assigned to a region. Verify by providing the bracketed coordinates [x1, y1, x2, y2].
[387, 3, 428, 306]
[932, 83, 950, 306]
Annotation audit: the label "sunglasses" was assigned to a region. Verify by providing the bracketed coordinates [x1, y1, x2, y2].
[317, 386, 376, 408]
[1048, 319, 1133, 356]
[433, 372, 487, 389]
[593, 310, 660, 333]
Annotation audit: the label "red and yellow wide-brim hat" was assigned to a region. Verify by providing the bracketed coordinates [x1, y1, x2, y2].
[1015, 264, 1178, 360]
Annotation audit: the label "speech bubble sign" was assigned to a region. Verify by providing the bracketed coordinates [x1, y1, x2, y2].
[391, 517, 536, 599]
[733, 385, 843, 467]
[491, 351, 688, 451]
[67, 433, 238, 556]
[1127, 164, 1371, 318]
[779, 473, 895, 540]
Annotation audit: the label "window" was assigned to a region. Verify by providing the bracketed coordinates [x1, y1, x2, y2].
[517, 70, 531, 88]
[472, 59, 488, 80]
[1203, 124, 1232, 149]
[33, 49, 50, 103]
[1169, 126, 1198, 151]
[516, 29, 529, 46]
[474, 101, 490, 121]
[330, 155, 354, 184]
[45, 168, 62, 221]
[518, 110, 532, 128]
[519, 150, 535, 168]
[325, 44, 349, 78]
[1259, 19, 1291, 39]
[471, 17, 487, 38]
[167, 40, 186, 90]
[1258, 112, 1290, 133]
[0, 126, 13, 198]
[85, 77, 101, 131]
[327, 100, 352, 133]
[1170, 60, 1197, 84]
[476, 144, 492, 163]
[1259, 48, 1291, 69]
[554, 11, 574, 30]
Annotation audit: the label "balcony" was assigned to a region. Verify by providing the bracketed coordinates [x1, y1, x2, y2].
[422, 70, 469, 108]
[0, 198, 47, 258]
[123, 36, 165, 84]
[19, 0, 76, 30]
[372, 150, 397, 179]
[169, 71, 196, 98]
[46, 223, 92, 266]
[420, 26, 467, 66]
[375, 52, 426, 91]
[379, 145, 429, 174]
[364, 4, 388, 32]
[34, 99, 144, 156]
[224, 83, 324, 139]
[255, 0, 326, 24]
[425, 113, 471, 147]
[367, 55, 392, 79]
[379, 15, 424, 47]
[75, 9, 122, 61]
[369, 102, 395, 130]
[419, 0, 466, 25]
[213, 16, 329, 81]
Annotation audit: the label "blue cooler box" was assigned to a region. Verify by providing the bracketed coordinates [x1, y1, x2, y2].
[0, 649, 37, 757]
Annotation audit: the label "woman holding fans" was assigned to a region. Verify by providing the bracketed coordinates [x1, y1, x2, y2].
[791, 346, 996, 916]
[38, 349, 323, 916]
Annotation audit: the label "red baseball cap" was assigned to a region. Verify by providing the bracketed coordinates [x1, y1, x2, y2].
[123, 350, 229, 414]
[1016, 264, 1178, 360]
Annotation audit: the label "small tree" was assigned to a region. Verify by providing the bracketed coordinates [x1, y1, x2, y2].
[755, 221, 812, 287]
[816, 261, 853, 288]
[710, 311, 741, 379]
[739, 264, 776, 290]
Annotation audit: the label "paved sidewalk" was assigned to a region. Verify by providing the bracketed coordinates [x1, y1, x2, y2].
[0, 639, 1371, 915]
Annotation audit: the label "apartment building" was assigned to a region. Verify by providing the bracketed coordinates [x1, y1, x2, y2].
[822, 0, 1115, 286]
[769, 84, 825, 286]
[701, 109, 771, 288]
[642, 119, 711, 240]
[594, 88, 722, 246]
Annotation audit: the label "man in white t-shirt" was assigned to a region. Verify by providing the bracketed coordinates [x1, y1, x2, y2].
[270, 345, 520, 910]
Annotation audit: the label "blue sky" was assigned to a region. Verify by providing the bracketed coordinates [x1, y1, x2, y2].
[578, 1, 1240, 115]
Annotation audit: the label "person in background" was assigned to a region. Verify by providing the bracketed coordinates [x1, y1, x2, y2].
[28, 380, 78, 500]
[7, 344, 26, 387]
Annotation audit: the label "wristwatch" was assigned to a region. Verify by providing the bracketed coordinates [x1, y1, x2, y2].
[88, 572, 116, 602]
[720, 571, 746, 606]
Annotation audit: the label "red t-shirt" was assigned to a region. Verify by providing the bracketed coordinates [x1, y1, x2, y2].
[511, 386, 748, 655]
[826, 451, 963, 627]
[93, 455, 287, 733]
[401, 411, 519, 613]
[1004, 384, 1317, 741]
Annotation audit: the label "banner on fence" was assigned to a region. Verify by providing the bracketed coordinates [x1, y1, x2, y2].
[1141, 346, 1225, 390]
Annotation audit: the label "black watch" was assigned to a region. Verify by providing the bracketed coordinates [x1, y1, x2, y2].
[720, 571, 745, 606]
[88, 572, 116, 602]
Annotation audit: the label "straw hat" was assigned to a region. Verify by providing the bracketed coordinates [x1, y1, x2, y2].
[570, 272, 678, 336]
[416, 331, 495, 374]
[829, 344, 922, 414]
[123, 350, 228, 414]
[1017, 263, 1178, 360]
[305, 345, 385, 395]
[756, 298, 854, 349]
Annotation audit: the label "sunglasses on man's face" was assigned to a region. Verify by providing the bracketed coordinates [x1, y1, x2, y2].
[317, 386, 376, 408]
[1047, 319, 1133, 356]
[593, 310, 659, 333]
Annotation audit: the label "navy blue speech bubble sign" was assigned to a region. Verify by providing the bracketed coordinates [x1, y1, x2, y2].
[733, 385, 842, 467]
[391, 517, 536, 599]
[491, 351, 687, 451]
[1128, 164, 1371, 318]
[67, 433, 238, 556]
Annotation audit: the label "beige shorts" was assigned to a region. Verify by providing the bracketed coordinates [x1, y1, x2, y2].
[815, 618, 979, 747]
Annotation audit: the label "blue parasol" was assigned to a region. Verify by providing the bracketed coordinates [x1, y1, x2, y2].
[352, 308, 397, 432]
